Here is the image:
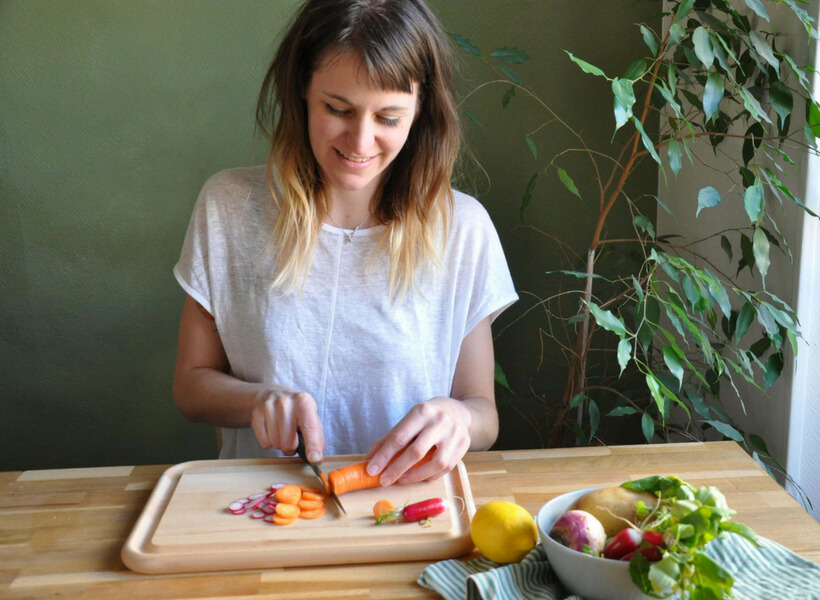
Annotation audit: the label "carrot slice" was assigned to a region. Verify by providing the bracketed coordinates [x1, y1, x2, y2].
[274, 484, 302, 505]
[373, 499, 395, 519]
[299, 507, 326, 519]
[299, 484, 323, 495]
[272, 514, 298, 526]
[298, 499, 325, 511]
[329, 448, 435, 496]
[274, 502, 300, 519]
[301, 491, 327, 502]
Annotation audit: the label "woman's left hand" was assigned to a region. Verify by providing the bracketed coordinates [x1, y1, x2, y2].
[364, 397, 473, 487]
[364, 316, 499, 486]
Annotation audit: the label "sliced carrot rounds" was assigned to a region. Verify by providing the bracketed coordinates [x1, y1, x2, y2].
[227, 481, 327, 526]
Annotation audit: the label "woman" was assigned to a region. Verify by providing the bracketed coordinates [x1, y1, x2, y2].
[172, 0, 517, 488]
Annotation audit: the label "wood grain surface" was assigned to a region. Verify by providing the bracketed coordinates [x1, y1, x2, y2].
[121, 457, 475, 573]
[2, 441, 818, 599]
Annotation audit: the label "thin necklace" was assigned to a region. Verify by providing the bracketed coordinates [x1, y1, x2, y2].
[328, 211, 371, 243]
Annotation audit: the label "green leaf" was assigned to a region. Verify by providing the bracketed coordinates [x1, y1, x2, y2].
[612, 78, 636, 130]
[744, 179, 764, 223]
[663, 345, 685, 390]
[618, 338, 632, 375]
[769, 81, 794, 128]
[744, 0, 771, 21]
[588, 400, 600, 438]
[564, 50, 606, 77]
[675, 0, 695, 23]
[520, 172, 538, 222]
[648, 556, 681, 594]
[749, 30, 780, 72]
[703, 419, 745, 442]
[646, 373, 665, 419]
[668, 22, 685, 46]
[693, 27, 715, 69]
[499, 65, 523, 85]
[753, 226, 771, 283]
[703, 72, 724, 122]
[641, 25, 659, 56]
[490, 46, 530, 64]
[720, 235, 733, 262]
[556, 167, 581, 198]
[624, 59, 647, 81]
[763, 352, 784, 389]
[756, 303, 778, 337]
[739, 87, 772, 124]
[525, 135, 537, 159]
[667, 137, 682, 176]
[588, 302, 628, 336]
[569, 393, 586, 410]
[450, 34, 481, 56]
[608, 406, 639, 417]
[641, 412, 655, 443]
[501, 85, 516, 109]
[735, 302, 755, 343]
[494, 361, 511, 391]
[749, 433, 770, 454]
[632, 116, 662, 166]
[634, 215, 655, 238]
[697, 186, 722, 217]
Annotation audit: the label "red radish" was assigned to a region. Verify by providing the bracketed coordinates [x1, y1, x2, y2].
[228, 500, 247, 514]
[621, 545, 663, 562]
[250, 510, 266, 519]
[603, 528, 643, 559]
[642, 530, 664, 546]
[375, 498, 447, 525]
[245, 496, 267, 511]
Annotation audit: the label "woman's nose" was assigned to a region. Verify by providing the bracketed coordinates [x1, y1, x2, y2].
[348, 117, 375, 154]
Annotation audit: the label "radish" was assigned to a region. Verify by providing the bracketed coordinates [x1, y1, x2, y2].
[603, 527, 643, 559]
[375, 498, 447, 525]
[549, 509, 607, 554]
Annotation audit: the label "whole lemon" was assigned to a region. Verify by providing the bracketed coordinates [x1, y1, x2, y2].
[470, 500, 538, 564]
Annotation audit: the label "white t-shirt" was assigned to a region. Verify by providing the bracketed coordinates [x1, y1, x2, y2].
[174, 166, 518, 458]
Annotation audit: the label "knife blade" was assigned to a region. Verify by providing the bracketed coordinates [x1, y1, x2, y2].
[296, 430, 347, 516]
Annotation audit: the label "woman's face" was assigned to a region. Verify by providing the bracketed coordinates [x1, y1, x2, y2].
[304, 50, 419, 204]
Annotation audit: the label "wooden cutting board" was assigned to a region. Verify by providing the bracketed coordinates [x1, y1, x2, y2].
[121, 456, 475, 574]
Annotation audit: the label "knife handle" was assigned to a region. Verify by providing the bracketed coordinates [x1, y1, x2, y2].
[296, 430, 308, 463]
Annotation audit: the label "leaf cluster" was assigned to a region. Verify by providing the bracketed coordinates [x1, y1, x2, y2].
[623, 476, 760, 599]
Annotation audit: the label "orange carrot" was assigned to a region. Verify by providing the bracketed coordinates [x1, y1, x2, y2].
[298, 507, 326, 520]
[298, 498, 325, 511]
[274, 502, 300, 519]
[274, 484, 302, 505]
[298, 484, 323, 495]
[373, 499, 395, 519]
[272, 514, 298, 526]
[328, 448, 435, 496]
[301, 491, 327, 503]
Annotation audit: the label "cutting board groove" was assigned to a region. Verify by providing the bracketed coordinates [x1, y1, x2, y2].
[121, 456, 475, 573]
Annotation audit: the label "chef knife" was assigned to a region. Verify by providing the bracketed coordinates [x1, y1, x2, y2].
[296, 430, 347, 516]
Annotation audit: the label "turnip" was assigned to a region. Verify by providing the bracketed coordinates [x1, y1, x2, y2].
[549, 509, 607, 555]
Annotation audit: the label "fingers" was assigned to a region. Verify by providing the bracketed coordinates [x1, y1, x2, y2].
[368, 399, 471, 486]
[250, 390, 324, 460]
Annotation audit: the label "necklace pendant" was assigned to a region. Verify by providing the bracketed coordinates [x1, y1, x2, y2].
[344, 232, 354, 243]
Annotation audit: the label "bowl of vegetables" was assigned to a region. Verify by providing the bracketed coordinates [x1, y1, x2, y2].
[536, 476, 761, 600]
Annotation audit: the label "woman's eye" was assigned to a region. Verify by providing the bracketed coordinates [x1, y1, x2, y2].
[379, 116, 400, 127]
[325, 104, 348, 116]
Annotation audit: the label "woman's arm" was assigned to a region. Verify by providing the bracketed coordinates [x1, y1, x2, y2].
[172, 294, 325, 460]
[363, 315, 499, 486]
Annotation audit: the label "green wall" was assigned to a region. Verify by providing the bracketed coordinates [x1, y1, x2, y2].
[0, 0, 658, 471]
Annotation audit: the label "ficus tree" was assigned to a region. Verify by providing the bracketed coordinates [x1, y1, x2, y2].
[456, 0, 819, 494]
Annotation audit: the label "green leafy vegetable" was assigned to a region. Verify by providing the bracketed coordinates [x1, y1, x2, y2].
[620, 476, 761, 598]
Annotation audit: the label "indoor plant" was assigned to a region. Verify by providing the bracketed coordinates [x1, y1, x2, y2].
[455, 0, 818, 495]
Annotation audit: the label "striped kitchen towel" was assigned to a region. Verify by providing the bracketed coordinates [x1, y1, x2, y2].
[418, 534, 820, 600]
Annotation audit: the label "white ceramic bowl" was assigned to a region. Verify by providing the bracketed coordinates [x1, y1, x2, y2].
[536, 487, 654, 600]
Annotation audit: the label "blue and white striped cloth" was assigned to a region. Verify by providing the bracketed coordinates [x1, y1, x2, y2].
[418, 534, 820, 600]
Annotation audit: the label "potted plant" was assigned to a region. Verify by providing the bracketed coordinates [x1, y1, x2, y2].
[454, 0, 818, 497]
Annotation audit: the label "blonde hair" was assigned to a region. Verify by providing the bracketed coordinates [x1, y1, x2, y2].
[255, 0, 461, 298]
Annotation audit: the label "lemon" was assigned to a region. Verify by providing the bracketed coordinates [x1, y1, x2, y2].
[470, 500, 538, 564]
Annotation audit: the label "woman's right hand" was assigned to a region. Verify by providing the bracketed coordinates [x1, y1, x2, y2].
[250, 390, 326, 463]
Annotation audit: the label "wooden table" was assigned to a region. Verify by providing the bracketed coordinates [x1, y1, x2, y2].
[1, 441, 818, 599]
